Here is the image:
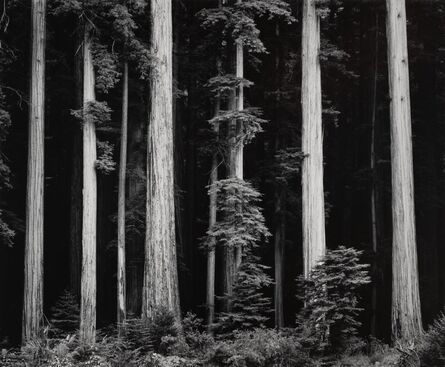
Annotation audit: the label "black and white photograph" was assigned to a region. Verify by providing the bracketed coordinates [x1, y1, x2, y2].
[0, 0, 444, 365]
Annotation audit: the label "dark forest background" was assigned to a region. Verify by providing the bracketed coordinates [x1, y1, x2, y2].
[1, 0, 445, 348]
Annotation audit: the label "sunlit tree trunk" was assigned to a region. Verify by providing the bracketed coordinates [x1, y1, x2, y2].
[142, 0, 180, 318]
[206, 99, 219, 330]
[223, 0, 244, 311]
[80, 24, 97, 345]
[234, 25, 244, 271]
[23, 0, 46, 343]
[386, 0, 423, 342]
[117, 61, 128, 335]
[301, 0, 326, 278]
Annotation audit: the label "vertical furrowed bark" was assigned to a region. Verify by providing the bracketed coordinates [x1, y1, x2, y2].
[301, 0, 326, 278]
[386, 0, 423, 342]
[370, 12, 380, 337]
[142, 0, 180, 319]
[206, 97, 220, 330]
[23, 0, 46, 343]
[80, 24, 97, 345]
[117, 62, 128, 335]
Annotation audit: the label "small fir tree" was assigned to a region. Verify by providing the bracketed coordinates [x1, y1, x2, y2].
[296, 246, 370, 352]
[203, 178, 272, 337]
[50, 290, 80, 337]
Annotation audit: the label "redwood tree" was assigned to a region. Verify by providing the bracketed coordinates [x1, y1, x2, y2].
[23, 0, 46, 343]
[386, 0, 423, 342]
[79, 23, 98, 345]
[301, 0, 326, 277]
[142, 0, 180, 318]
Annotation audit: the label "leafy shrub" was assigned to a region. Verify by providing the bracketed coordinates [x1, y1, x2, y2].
[296, 246, 370, 353]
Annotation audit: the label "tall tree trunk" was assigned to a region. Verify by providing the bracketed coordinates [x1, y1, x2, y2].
[234, 25, 244, 270]
[80, 24, 97, 345]
[142, 0, 180, 318]
[127, 84, 145, 317]
[370, 12, 380, 337]
[274, 24, 285, 329]
[117, 61, 128, 335]
[274, 189, 285, 328]
[301, 0, 326, 278]
[23, 0, 46, 343]
[223, 0, 244, 311]
[386, 0, 423, 342]
[206, 94, 220, 329]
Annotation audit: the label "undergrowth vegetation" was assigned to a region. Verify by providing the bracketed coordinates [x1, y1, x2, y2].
[4, 248, 445, 366]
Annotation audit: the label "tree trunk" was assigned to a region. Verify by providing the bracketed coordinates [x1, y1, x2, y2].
[370, 12, 380, 337]
[386, 0, 423, 342]
[22, 0, 46, 343]
[117, 61, 128, 335]
[142, 0, 180, 318]
[223, 0, 244, 311]
[234, 28, 244, 270]
[127, 84, 145, 317]
[80, 24, 97, 345]
[69, 31, 83, 298]
[301, 0, 326, 278]
[274, 189, 285, 328]
[206, 95, 220, 329]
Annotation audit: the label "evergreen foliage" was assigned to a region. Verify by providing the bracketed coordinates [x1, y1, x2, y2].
[203, 178, 272, 337]
[71, 101, 112, 128]
[296, 246, 370, 352]
[198, 0, 294, 54]
[418, 313, 445, 366]
[203, 178, 270, 252]
[209, 108, 267, 145]
[215, 256, 273, 336]
[96, 140, 116, 174]
[205, 74, 253, 98]
[91, 42, 121, 94]
[49, 290, 80, 337]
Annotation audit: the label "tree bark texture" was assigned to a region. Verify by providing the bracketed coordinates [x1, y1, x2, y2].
[386, 0, 423, 342]
[117, 62, 128, 334]
[80, 25, 97, 345]
[23, 0, 46, 343]
[142, 0, 180, 319]
[301, 0, 326, 278]
[206, 96, 220, 329]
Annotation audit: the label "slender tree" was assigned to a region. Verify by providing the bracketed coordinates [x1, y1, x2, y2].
[23, 0, 46, 343]
[206, 97, 219, 329]
[386, 0, 423, 342]
[370, 12, 380, 337]
[301, 0, 326, 277]
[223, 0, 245, 309]
[80, 23, 97, 345]
[234, 2, 244, 271]
[117, 61, 128, 335]
[142, 0, 180, 318]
